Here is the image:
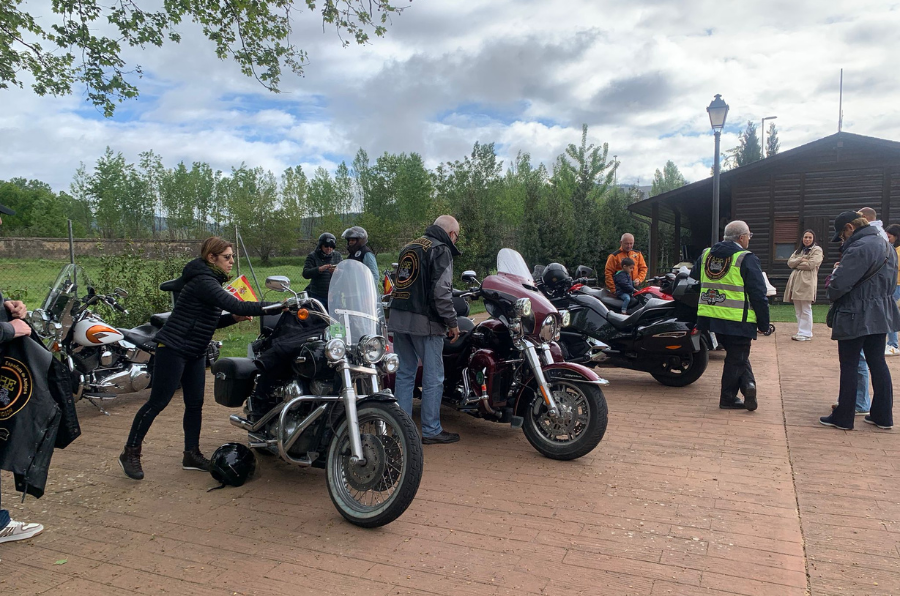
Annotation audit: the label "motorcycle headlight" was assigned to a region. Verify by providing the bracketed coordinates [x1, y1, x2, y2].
[358, 335, 387, 364]
[381, 353, 400, 374]
[539, 315, 559, 342]
[560, 310, 571, 328]
[514, 298, 532, 318]
[325, 338, 346, 361]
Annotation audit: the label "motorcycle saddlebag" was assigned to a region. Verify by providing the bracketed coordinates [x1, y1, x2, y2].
[212, 357, 258, 407]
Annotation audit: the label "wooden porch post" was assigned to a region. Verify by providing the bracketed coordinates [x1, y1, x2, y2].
[673, 211, 682, 264]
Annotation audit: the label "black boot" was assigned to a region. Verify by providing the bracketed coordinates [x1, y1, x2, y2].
[119, 445, 144, 480]
[182, 448, 210, 472]
[741, 381, 758, 411]
[719, 396, 745, 409]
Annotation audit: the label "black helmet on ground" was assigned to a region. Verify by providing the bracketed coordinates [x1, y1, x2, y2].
[318, 232, 336, 248]
[209, 443, 257, 488]
[541, 263, 572, 296]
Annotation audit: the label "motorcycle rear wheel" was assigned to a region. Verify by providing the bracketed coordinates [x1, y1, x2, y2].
[650, 343, 709, 387]
[522, 381, 608, 460]
[326, 401, 423, 528]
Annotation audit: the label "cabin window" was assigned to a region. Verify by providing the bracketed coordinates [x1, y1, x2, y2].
[775, 243, 796, 260]
[773, 217, 800, 261]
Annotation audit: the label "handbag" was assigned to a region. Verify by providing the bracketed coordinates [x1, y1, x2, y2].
[826, 242, 891, 328]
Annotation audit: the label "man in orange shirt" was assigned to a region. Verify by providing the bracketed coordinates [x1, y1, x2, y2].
[605, 233, 648, 292]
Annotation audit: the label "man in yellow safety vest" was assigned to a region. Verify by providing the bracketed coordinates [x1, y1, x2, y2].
[691, 220, 770, 411]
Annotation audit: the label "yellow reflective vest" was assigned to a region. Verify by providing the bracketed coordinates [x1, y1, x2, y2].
[697, 248, 757, 324]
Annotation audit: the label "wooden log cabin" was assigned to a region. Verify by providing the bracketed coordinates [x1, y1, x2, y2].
[628, 132, 900, 301]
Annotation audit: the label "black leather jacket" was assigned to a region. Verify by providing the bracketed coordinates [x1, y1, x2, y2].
[303, 249, 342, 298]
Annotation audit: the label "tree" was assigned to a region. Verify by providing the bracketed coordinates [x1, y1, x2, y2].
[725, 121, 762, 169]
[766, 123, 780, 157]
[1, 1, 407, 116]
[650, 161, 687, 197]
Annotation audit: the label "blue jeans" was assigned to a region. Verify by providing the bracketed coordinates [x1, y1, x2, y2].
[619, 293, 631, 313]
[888, 285, 900, 348]
[392, 333, 445, 438]
[1, 474, 9, 529]
[857, 349, 870, 413]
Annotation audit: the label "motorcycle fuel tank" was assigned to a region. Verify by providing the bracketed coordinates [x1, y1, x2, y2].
[72, 317, 125, 346]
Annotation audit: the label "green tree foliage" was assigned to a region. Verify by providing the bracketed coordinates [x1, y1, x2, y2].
[725, 121, 762, 169]
[649, 161, 689, 270]
[766, 123, 780, 157]
[650, 160, 687, 197]
[0, 178, 88, 236]
[1, 1, 407, 116]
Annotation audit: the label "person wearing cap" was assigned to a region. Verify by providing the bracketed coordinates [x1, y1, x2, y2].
[0, 202, 45, 544]
[303, 232, 342, 311]
[342, 226, 380, 287]
[820, 211, 900, 431]
[690, 220, 770, 411]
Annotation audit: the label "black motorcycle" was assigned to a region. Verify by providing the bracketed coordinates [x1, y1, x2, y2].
[536, 265, 710, 387]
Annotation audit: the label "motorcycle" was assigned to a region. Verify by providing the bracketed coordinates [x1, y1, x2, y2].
[28, 264, 221, 415]
[387, 248, 609, 461]
[211, 259, 423, 528]
[536, 265, 710, 387]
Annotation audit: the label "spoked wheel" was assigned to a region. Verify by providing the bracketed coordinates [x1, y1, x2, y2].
[650, 344, 709, 387]
[522, 380, 608, 460]
[326, 401, 423, 528]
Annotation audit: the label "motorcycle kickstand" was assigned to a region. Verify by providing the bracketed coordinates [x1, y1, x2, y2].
[85, 396, 111, 416]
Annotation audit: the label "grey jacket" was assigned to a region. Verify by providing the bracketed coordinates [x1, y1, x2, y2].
[827, 225, 900, 340]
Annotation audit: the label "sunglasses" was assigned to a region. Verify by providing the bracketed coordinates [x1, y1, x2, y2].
[218, 253, 235, 261]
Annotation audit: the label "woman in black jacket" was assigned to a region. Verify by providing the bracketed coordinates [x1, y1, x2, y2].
[303, 232, 342, 310]
[119, 237, 279, 480]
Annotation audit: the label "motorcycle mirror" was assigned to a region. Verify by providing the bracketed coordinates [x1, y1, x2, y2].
[461, 270, 478, 283]
[265, 275, 291, 292]
[114, 287, 128, 297]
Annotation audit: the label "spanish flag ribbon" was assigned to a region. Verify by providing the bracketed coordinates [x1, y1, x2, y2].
[383, 271, 394, 295]
[225, 275, 258, 302]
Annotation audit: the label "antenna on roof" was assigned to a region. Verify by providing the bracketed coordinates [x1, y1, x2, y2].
[838, 69, 843, 132]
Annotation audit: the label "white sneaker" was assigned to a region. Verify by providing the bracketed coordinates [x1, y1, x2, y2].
[0, 520, 44, 544]
[885, 346, 900, 357]
[791, 335, 811, 341]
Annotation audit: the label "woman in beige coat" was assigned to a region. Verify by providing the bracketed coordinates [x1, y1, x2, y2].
[784, 229, 824, 340]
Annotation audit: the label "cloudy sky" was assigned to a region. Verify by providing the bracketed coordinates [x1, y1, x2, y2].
[2, 0, 899, 193]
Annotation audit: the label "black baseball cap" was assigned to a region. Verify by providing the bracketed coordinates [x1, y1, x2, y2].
[0, 203, 14, 216]
[832, 211, 860, 242]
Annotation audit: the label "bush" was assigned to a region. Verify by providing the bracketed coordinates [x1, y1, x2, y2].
[93, 242, 192, 328]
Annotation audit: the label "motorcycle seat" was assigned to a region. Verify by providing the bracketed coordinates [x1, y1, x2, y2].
[604, 310, 643, 329]
[150, 312, 171, 328]
[586, 287, 641, 313]
[443, 317, 475, 353]
[120, 324, 159, 350]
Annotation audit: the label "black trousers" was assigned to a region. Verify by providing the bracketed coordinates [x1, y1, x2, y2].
[834, 334, 893, 429]
[717, 334, 755, 401]
[126, 345, 207, 451]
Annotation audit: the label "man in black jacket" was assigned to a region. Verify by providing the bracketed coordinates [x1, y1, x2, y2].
[691, 220, 770, 411]
[303, 232, 342, 310]
[0, 202, 45, 543]
[389, 215, 461, 444]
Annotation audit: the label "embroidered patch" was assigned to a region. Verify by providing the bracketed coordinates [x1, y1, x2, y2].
[0, 357, 34, 421]
[704, 255, 732, 280]
[395, 250, 420, 290]
[700, 289, 727, 305]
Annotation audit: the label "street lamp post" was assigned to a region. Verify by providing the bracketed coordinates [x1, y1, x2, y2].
[707, 94, 729, 246]
[761, 116, 777, 158]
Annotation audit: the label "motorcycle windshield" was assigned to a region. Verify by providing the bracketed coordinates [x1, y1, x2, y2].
[328, 259, 385, 345]
[42, 264, 90, 313]
[497, 248, 535, 283]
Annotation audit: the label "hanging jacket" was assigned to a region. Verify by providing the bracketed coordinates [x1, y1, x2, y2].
[0, 323, 61, 499]
[155, 259, 279, 358]
[303, 248, 342, 298]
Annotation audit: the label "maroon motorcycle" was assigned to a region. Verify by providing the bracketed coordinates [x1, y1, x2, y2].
[388, 248, 609, 460]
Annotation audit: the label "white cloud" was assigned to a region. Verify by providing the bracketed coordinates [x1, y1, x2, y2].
[1, 0, 899, 193]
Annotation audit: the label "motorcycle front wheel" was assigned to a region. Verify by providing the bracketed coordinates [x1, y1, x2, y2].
[522, 380, 608, 460]
[326, 401, 423, 528]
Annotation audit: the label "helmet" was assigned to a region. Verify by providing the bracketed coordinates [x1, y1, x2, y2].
[209, 443, 257, 488]
[341, 226, 368, 244]
[541, 263, 571, 293]
[318, 233, 336, 248]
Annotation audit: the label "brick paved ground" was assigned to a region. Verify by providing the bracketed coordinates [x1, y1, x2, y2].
[2, 323, 899, 595]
